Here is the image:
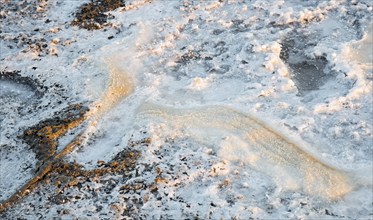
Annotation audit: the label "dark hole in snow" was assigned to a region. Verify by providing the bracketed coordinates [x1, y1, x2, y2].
[280, 32, 330, 96]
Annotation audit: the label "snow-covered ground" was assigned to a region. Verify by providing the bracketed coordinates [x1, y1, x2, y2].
[1, 0, 372, 219]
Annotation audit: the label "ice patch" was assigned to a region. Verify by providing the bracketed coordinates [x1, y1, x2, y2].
[280, 31, 330, 95]
[136, 103, 361, 199]
[0, 72, 43, 110]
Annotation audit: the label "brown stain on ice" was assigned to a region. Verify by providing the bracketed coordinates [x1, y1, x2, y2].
[88, 61, 133, 120]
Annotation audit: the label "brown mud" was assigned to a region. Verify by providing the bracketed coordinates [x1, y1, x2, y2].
[71, 0, 126, 30]
[0, 104, 88, 212]
[0, 101, 146, 214]
[44, 141, 144, 194]
[22, 104, 88, 163]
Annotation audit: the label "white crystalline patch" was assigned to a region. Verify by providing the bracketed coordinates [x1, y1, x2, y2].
[219, 135, 261, 166]
[346, 22, 373, 65]
[187, 77, 210, 90]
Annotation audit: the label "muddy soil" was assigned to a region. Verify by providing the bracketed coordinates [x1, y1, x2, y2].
[71, 0, 126, 30]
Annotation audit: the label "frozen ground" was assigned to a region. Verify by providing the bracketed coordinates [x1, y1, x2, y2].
[0, 0, 372, 219]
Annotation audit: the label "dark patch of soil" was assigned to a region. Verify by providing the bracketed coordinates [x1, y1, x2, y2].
[46, 148, 141, 190]
[21, 104, 89, 163]
[72, 0, 126, 30]
[176, 50, 202, 64]
[0, 0, 48, 20]
[0, 104, 89, 213]
[43, 140, 145, 206]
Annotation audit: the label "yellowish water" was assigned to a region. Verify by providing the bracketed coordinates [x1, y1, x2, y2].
[137, 103, 354, 200]
[87, 61, 133, 120]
